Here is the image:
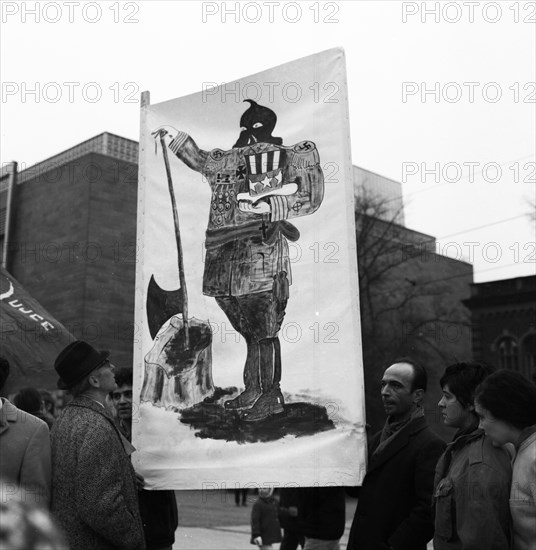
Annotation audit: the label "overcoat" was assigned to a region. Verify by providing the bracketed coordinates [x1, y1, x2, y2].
[347, 415, 446, 550]
[299, 486, 346, 541]
[51, 396, 145, 550]
[251, 495, 282, 545]
[0, 398, 51, 507]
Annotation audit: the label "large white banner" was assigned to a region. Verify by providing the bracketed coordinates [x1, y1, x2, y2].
[133, 48, 366, 489]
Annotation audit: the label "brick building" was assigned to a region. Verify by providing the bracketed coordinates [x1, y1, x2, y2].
[464, 275, 536, 382]
[2, 133, 138, 368]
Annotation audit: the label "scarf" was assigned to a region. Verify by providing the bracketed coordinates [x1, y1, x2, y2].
[372, 406, 424, 458]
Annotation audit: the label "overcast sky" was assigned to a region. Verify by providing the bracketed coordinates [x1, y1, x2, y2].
[1, 0, 535, 282]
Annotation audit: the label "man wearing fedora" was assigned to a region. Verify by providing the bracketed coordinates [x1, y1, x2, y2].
[51, 340, 145, 550]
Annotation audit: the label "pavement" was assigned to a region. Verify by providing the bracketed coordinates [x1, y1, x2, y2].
[172, 490, 434, 550]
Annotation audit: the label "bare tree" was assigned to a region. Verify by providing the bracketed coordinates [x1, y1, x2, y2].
[355, 190, 472, 431]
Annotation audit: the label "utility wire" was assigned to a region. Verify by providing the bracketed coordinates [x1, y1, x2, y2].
[364, 153, 536, 206]
[427, 214, 528, 241]
[359, 214, 530, 260]
[369, 261, 535, 298]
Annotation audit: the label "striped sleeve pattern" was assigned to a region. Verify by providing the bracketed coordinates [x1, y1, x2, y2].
[269, 195, 288, 221]
[169, 131, 189, 155]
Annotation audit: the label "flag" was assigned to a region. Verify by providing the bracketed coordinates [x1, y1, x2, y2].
[0, 266, 73, 395]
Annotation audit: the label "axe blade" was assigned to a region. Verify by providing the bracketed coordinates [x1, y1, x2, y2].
[146, 275, 184, 339]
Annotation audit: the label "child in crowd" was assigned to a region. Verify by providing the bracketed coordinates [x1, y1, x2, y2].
[251, 487, 282, 549]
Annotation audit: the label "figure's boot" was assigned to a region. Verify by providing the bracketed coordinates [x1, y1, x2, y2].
[241, 337, 284, 422]
[224, 342, 262, 411]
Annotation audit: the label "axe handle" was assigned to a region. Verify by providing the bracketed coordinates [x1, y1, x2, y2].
[160, 133, 189, 349]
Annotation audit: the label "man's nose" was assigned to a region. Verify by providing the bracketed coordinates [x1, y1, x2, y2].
[119, 394, 127, 403]
[381, 385, 390, 396]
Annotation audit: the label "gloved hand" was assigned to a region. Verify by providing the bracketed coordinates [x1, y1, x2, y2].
[237, 199, 271, 214]
[151, 125, 179, 144]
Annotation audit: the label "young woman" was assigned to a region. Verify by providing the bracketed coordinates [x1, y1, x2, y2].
[475, 370, 536, 550]
[433, 362, 512, 550]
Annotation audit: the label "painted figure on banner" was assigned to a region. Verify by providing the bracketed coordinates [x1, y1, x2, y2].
[143, 99, 324, 424]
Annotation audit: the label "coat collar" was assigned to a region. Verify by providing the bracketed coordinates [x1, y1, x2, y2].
[66, 395, 135, 456]
[449, 427, 486, 467]
[446, 421, 482, 453]
[66, 395, 115, 422]
[0, 398, 21, 435]
[367, 415, 429, 473]
[516, 424, 536, 450]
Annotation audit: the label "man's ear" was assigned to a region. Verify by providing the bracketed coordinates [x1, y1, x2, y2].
[413, 388, 424, 405]
[88, 372, 100, 389]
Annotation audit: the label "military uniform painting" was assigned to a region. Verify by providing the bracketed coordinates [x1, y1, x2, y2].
[158, 100, 324, 421]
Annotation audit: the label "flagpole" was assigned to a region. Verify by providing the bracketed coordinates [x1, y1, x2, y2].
[1, 162, 17, 270]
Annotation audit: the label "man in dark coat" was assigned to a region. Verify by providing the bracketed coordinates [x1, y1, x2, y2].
[347, 358, 446, 550]
[51, 341, 145, 550]
[299, 486, 346, 549]
[279, 487, 304, 550]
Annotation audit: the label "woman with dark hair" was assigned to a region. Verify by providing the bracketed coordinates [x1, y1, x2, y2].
[475, 370, 536, 550]
[433, 362, 511, 550]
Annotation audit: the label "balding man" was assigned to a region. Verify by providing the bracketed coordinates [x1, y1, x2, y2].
[347, 358, 446, 550]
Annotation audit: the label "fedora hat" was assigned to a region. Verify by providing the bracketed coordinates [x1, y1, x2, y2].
[54, 340, 110, 390]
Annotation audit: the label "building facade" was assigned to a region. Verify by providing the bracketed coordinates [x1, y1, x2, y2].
[353, 165, 405, 225]
[464, 276, 536, 382]
[3, 133, 138, 368]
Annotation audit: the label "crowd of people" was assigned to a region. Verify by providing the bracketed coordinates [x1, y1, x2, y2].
[1, 345, 535, 550]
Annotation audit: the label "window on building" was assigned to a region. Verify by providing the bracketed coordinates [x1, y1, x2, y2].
[522, 334, 536, 381]
[497, 337, 519, 371]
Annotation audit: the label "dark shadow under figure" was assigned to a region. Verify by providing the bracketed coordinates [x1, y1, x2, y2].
[179, 388, 335, 444]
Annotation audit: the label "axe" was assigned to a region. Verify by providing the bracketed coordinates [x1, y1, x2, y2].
[146, 133, 189, 347]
